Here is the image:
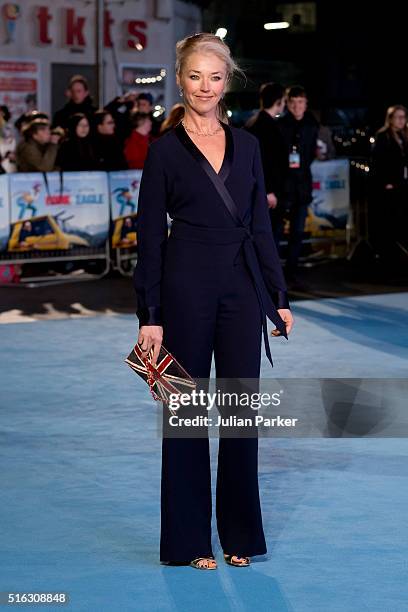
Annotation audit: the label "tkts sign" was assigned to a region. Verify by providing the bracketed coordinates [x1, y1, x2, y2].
[36, 6, 147, 50]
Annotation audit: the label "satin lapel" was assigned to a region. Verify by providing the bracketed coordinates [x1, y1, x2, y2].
[174, 122, 242, 226]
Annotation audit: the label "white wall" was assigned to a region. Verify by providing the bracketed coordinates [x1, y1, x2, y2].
[0, 0, 201, 118]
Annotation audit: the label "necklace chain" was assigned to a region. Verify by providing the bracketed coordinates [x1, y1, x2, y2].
[181, 120, 223, 136]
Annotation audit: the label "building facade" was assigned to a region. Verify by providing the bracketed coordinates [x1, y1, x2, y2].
[0, 0, 201, 122]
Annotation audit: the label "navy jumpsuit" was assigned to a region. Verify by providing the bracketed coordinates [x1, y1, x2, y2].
[133, 122, 289, 563]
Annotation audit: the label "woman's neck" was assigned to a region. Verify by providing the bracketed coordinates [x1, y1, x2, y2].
[183, 110, 220, 132]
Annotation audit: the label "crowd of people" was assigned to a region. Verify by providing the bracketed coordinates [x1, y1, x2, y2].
[0, 73, 407, 279]
[0, 74, 171, 175]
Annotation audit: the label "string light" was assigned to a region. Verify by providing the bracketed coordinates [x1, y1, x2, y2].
[264, 21, 290, 30]
[134, 70, 167, 85]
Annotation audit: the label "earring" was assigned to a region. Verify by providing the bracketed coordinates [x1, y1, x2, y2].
[179, 87, 183, 97]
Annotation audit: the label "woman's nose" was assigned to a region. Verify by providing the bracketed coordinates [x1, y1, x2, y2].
[200, 79, 210, 91]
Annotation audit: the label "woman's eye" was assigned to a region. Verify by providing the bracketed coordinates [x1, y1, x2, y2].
[212, 76, 221, 81]
[189, 75, 199, 80]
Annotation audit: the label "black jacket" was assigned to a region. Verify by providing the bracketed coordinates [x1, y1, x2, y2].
[92, 133, 127, 171]
[245, 110, 287, 198]
[56, 137, 99, 172]
[277, 110, 319, 206]
[371, 129, 408, 189]
[52, 96, 97, 130]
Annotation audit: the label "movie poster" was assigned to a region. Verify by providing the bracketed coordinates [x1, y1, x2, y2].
[8, 172, 110, 251]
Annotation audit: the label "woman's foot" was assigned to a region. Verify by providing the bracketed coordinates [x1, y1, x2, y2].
[190, 556, 217, 570]
[223, 553, 250, 567]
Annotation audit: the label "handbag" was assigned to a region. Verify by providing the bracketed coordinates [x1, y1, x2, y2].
[125, 343, 196, 414]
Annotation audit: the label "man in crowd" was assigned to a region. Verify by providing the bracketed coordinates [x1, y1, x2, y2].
[136, 92, 162, 137]
[16, 116, 58, 172]
[275, 85, 319, 288]
[245, 82, 286, 214]
[53, 75, 97, 130]
[124, 112, 152, 169]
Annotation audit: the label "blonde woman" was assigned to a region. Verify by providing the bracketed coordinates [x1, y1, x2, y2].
[371, 105, 408, 257]
[133, 33, 293, 570]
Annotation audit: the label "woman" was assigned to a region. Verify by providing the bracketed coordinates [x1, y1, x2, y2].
[124, 112, 152, 169]
[0, 105, 17, 173]
[371, 105, 408, 258]
[92, 110, 127, 171]
[133, 33, 293, 570]
[159, 103, 185, 135]
[56, 113, 98, 171]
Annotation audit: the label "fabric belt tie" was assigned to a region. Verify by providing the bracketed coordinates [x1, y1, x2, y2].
[170, 220, 287, 367]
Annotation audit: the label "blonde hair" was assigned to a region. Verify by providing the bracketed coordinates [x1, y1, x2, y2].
[378, 104, 408, 145]
[175, 33, 244, 122]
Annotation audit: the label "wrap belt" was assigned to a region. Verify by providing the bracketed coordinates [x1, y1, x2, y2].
[170, 220, 287, 367]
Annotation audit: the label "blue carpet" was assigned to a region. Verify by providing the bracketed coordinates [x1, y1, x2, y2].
[0, 293, 407, 611]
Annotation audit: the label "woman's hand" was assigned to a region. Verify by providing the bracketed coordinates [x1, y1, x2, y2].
[271, 308, 294, 336]
[138, 325, 163, 366]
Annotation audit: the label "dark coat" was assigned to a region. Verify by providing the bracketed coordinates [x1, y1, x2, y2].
[92, 133, 128, 171]
[16, 139, 58, 172]
[56, 137, 98, 171]
[245, 110, 287, 199]
[52, 96, 97, 130]
[104, 97, 134, 144]
[371, 129, 408, 188]
[277, 110, 319, 206]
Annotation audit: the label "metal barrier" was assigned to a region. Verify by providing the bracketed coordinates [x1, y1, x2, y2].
[0, 241, 111, 287]
[0, 171, 112, 287]
[0, 160, 375, 285]
[112, 245, 137, 277]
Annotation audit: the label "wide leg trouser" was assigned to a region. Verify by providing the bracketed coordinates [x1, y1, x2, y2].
[159, 240, 267, 563]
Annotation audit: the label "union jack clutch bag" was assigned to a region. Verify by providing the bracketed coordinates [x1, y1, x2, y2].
[125, 343, 196, 414]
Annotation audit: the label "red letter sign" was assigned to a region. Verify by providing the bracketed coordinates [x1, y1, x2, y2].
[65, 8, 86, 47]
[127, 20, 147, 49]
[37, 6, 52, 45]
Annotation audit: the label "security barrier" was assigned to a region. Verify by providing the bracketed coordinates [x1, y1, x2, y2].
[0, 161, 352, 284]
[0, 170, 142, 285]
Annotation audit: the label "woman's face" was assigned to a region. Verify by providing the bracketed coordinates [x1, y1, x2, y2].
[178, 51, 227, 117]
[76, 117, 90, 138]
[98, 114, 115, 136]
[137, 117, 152, 135]
[390, 110, 407, 131]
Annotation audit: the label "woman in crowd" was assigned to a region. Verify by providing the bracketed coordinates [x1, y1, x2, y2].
[92, 110, 128, 171]
[159, 103, 185, 135]
[371, 105, 408, 258]
[56, 113, 98, 171]
[0, 105, 17, 173]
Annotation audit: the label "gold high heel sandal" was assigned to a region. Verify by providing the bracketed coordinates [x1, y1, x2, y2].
[223, 553, 250, 567]
[190, 556, 217, 570]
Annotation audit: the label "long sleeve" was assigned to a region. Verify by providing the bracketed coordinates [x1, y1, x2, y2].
[254, 124, 287, 197]
[133, 143, 168, 325]
[17, 141, 58, 172]
[251, 140, 290, 310]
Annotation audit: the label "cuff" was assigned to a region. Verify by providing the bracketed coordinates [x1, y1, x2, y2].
[136, 306, 163, 326]
[271, 290, 290, 310]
